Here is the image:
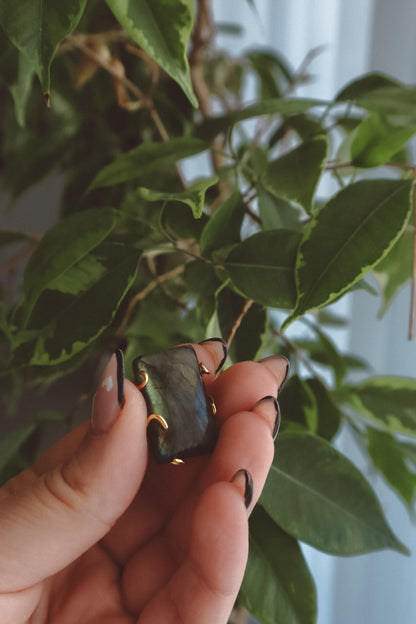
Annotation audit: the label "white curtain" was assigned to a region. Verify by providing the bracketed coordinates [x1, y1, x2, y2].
[213, 1, 416, 622]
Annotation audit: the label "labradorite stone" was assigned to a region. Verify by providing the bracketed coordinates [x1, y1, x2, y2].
[132, 345, 218, 464]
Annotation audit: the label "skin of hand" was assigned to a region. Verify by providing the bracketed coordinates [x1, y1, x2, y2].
[0, 340, 289, 624]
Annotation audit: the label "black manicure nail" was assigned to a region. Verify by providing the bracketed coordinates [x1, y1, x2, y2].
[231, 469, 254, 509]
[272, 400, 281, 440]
[252, 396, 281, 440]
[278, 358, 290, 394]
[200, 337, 228, 374]
[115, 348, 125, 407]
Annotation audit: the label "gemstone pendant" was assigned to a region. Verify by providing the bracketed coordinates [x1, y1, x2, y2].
[132, 345, 218, 464]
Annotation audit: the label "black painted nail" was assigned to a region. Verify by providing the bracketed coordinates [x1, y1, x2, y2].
[272, 401, 281, 439]
[231, 469, 254, 509]
[278, 358, 290, 394]
[199, 337, 228, 374]
[92, 350, 125, 433]
[251, 396, 281, 440]
[115, 348, 125, 407]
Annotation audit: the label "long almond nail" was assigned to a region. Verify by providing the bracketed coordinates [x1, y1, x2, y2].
[231, 469, 253, 509]
[199, 337, 228, 373]
[251, 396, 281, 440]
[278, 359, 290, 393]
[259, 355, 290, 393]
[92, 350, 125, 433]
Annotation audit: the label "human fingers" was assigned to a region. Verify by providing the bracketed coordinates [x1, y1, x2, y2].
[100, 338, 227, 563]
[137, 479, 250, 624]
[198, 356, 288, 507]
[209, 355, 289, 422]
[120, 355, 286, 609]
[0, 350, 148, 595]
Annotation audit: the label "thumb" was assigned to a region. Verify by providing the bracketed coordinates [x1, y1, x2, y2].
[0, 351, 148, 593]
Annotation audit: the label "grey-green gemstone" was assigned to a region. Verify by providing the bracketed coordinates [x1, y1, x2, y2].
[133, 345, 218, 464]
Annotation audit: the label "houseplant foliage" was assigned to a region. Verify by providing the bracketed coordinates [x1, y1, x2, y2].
[1, 1, 416, 622]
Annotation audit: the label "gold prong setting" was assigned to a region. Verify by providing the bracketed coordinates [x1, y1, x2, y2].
[199, 362, 209, 375]
[146, 413, 169, 430]
[136, 370, 149, 390]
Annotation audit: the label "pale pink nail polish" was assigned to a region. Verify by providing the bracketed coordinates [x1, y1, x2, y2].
[92, 350, 125, 433]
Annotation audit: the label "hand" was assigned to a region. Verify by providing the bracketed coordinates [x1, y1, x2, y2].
[0, 340, 288, 624]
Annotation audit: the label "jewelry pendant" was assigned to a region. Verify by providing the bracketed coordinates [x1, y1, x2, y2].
[133, 345, 218, 464]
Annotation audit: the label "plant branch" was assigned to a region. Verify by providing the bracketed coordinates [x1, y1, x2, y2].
[116, 264, 186, 335]
[189, 0, 215, 116]
[189, 0, 228, 206]
[226, 299, 254, 348]
[64, 34, 187, 183]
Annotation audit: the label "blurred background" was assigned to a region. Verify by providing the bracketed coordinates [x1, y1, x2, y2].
[2, 0, 416, 622]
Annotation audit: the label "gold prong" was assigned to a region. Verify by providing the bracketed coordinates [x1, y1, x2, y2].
[147, 413, 169, 430]
[199, 362, 209, 375]
[171, 458, 185, 465]
[209, 396, 217, 416]
[136, 371, 149, 390]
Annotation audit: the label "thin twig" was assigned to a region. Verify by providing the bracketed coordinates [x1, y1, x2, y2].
[226, 299, 254, 348]
[116, 264, 186, 335]
[58, 29, 128, 53]
[64, 34, 183, 174]
[324, 161, 353, 171]
[189, 0, 227, 204]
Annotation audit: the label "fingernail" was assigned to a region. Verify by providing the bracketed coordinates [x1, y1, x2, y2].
[259, 355, 290, 394]
[278, 358, 290, 393]
[199, 337, 228, 374]
[251, 396, 281, 440]
[92, 349, 125, 433]
[231, 469, 253, 509]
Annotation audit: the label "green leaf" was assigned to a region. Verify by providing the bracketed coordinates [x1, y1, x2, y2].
[224, 229, 301, 309]
[216, 287, 266, 362]
[89, 138, 208, 190]
[302, 319, 348, 387]
[257, 185, 303, 232]
[284, 179, 414, 328]
[335, 72, 401, 102]
[15, 243, 142, 366]
[9, 52, 34, 126]
[20, 208, 118, 326]
[0, 0, 87, 95]
[373, 226, 413, 316]
[200, 191, 245, 255]
[262, 136, 328, 214]
[400, 441, 416, 469]
[351, 113, 416, 167]
[159, 202, 208, 240]
[261, 432, 407, 555]
[185, 260, 220, 327]
[106, 0, 197, 106]
[354, 85, 416, 119]
[0, 424, 37, 473]
[248, 49, 293, 99]
[306, 378, 342, 441]
[240, 507, 317, 624]
[195, 98, 326, 140]
[342, 377, 416, 438]
[366, 427, 416, 506]
[138, 176, 218, 219]
[279, 376, 318, 434]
